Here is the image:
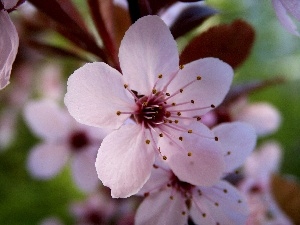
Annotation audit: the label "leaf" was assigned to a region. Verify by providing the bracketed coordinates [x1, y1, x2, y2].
[271, 174, 300, 224]
[180, 19, 255, 68]
[170, 5, 218, 39]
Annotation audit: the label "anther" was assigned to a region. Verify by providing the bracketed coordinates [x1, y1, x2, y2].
[158, 74, 163, 78]
[159, 133, 163, 137]
[215, 137, 219, 141]
[191, 100, 195, 104]
[238, 199, 242, 203]
[163, 155, 167, 160]
[197, 76, 202, 80]
[223, 189, 228, 193]
[174, 120, 179, 124]
[179, 137, 183, 141]
[215, 202, 219, 206]
[145, 140, 150, 144]
[211, 104, 215, 108]
[172, 103, 176, 106]
[124, 84, 128, 89]
[177, 112, 182, 116]
[152, 89, 157, 94]
[144, 192, 149, 197]
[182, 211, 186, 215]
[180, 89, 183, 93]
[188, 130, 192, 133]
[196, 117, 201, 121]
[227, 151, 231, 155]
[116, 111, 121, 116]
[166, 93, 170, 96]
[188, 152, 192, 156]
[202, 213, 206, 218]
[142, 102, 148, 107]
[165, 111, 171, 117]
[170, 196, 174, 200]
[179, 65, 184, 70]
[153, 164, 159, 169]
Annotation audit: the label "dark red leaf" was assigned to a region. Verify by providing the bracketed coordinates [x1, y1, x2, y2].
[170, 5, 218, 39]
[180, 19, 255, 68]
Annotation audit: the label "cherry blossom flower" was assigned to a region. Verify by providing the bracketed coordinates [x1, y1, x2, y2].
[24, 99, 106, 193]
[0, 7, 19, 89]
[65, 15, 234, 198]
[135, 122, 256, 225]
[239, 142, 293, 225]
[272, 0, 300, 36]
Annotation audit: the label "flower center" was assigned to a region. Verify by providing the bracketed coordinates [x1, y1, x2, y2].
[69, 130, 89, 151]
[134, 93, 168, 128]
[169, 173, 195, 197]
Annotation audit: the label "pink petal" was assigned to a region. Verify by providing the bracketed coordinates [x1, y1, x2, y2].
[95, 124, 155, 198]
[168, 58, 233, 117]
[137, 162, 170, 196]
[212, 122, 256, 173]
[72, 149, 100, 193]
[119, 15, 179, 96]
[159, 122, 225, 186]
[135, 189, 188, 225]
[191, 181, 248, 225]
[280, 0, 300, 21]
[65, 62, 136, 129]
[1, 0, 19, 10]
[0, 11, 19, 89]
[27, 143, 70, 179]
[272, 0, 300, 36]
[244, 141, 282, 179]
[232, 103, 281, 136]
[23, 100, 71, 141]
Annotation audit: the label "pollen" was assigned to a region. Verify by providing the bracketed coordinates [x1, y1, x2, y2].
[187, 152, 192, 156]
[197, 76, 202, 80]
[116, 111, 121, 116]
[188, 130, 192, 133]
[179, 65, 184, 70]
[163, 155, 167, 160]
[145, 139, 150, 144]
[124, 84, 128, 89]
[158, 74, 163, 78]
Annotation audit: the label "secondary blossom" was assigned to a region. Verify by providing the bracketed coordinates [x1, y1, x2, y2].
[65, 15, 234, 198]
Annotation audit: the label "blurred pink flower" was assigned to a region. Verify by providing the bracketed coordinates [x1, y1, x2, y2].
[272, 0, 300, 36]
[65, 15, 234, 198]
[24, 99, 106, 193]
[239, 142, 293, 225]
[0, 9, 19, 89]
[135, 122, 256, 225]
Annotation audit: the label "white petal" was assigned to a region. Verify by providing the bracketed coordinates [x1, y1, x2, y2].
[95, 124, 155, 198]
[65, 62, 136, 129]
[272, 0, 300, 36]
[159, 122, 225, 186]
[191, 181, 248, 225]
[0, 11, 19, 90]
[71, 149, 100, 193]
[212, 122, 257, 173]
[232, 103, 281, 136]
[168, 58, 233, 117]
[23, 100, 70, 141]
[27, 143, 70, 179]
[135, 189, 188, 225]
[119, 15, 179, 96]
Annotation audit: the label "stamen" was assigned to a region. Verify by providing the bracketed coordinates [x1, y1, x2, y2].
[168, 104, 215, 113]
